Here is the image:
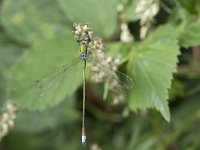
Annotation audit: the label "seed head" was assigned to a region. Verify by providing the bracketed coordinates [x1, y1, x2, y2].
[0, 100, 18, 140]
[112, 93, 126, 105]
[135, 0, 159, 39]
[72, 23, 94, 45]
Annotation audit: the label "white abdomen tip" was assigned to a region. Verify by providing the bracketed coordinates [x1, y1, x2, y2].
[82, 135, 86, 145]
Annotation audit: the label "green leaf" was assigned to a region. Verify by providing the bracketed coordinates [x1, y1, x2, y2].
[178, 22, 200, 47]
[0, 42, 24, 67]
[8, 35, 82, 110]
[177, 0, 200, 14]
[129, 25, 180, 122]
[0, 67, 6, 106]
[15, 97, 79, 132]
[57, 0, 118, 38]
[1, 0, 70, 44]
[0, 32, 25, 106]
[0, 33, 25, 67]
[172, 94, 200, 126]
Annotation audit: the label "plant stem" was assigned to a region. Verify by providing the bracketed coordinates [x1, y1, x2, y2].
[192, 46, 200, 64]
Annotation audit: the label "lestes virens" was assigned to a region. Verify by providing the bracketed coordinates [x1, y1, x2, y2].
[33, 23, 133, 145]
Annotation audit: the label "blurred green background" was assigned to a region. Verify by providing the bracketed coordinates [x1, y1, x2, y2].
[0, 0, 200, 149]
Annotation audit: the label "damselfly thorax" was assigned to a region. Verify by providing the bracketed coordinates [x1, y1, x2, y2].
[80, 43, 88, 61]
[78, 32, 91, 61]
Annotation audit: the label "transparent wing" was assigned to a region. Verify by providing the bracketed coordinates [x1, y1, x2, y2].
[33, 57, 81, 96]
[87, 56, 133, 95]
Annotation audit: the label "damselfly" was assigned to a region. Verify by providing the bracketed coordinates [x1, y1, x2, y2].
[33, 23, 133, 145]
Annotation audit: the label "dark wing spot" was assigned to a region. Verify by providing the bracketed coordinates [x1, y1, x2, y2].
[34, 80, 43, 89]
[35, 80, 40, 84]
